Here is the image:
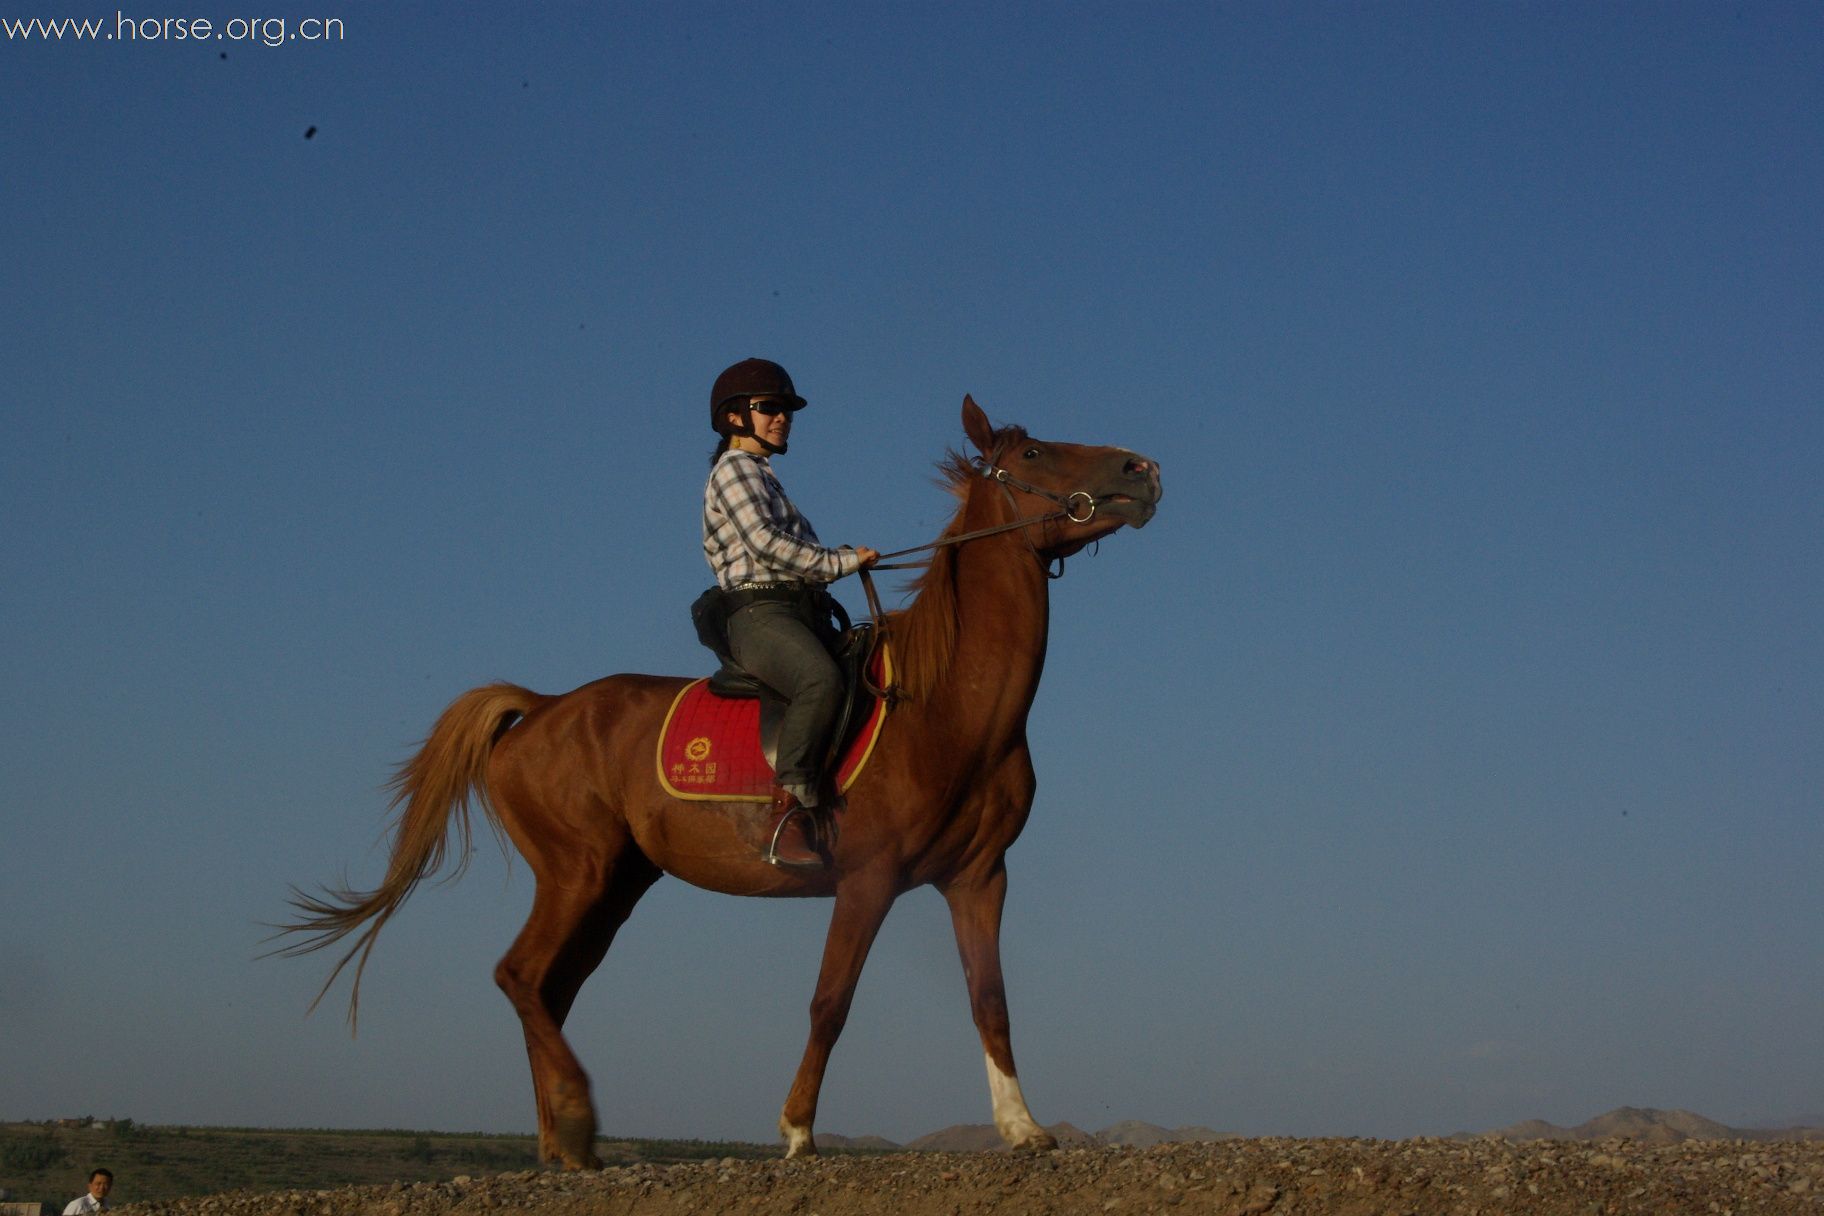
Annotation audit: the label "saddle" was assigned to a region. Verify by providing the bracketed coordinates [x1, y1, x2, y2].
[705, 622, 883, 771]
[660, 595, 893, 802]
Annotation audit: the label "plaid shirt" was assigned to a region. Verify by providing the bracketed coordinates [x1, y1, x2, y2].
[703, 450, 861, 589]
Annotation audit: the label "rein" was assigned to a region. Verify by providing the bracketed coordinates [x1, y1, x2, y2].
[870, 461, 1098, 570]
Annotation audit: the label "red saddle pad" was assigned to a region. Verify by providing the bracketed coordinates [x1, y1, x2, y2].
[656, 645, 893, 802]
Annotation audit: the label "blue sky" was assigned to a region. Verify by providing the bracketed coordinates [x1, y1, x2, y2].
[3, 2, 1821, 1144]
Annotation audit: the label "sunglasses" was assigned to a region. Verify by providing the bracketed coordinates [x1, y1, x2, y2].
[748, 400, 794, 418]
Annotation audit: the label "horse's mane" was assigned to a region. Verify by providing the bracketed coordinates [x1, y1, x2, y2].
[888, 424, 1027, 701]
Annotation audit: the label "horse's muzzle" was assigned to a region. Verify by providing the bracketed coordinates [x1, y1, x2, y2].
[1096, 456, 1162, 527]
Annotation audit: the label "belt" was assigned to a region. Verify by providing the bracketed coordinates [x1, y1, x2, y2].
[730, 580, 809, 591]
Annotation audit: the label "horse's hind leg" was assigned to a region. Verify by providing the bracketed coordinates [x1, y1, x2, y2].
[495, 843, 660, 1169]
[942, 859, 1055, 1151]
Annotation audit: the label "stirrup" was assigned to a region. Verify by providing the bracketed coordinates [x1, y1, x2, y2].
[765, 804, 824, 869]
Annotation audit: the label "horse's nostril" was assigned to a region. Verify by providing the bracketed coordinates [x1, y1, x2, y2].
[1125, 457, 1155, 476]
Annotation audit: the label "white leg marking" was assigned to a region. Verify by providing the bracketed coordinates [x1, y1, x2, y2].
[985, 1052, 1050, 1147]
[779, 1114, 816, 1158]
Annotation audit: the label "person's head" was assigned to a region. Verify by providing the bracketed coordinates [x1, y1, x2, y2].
[710, 357, 805, 460]
[87, 1170, 113, 1201]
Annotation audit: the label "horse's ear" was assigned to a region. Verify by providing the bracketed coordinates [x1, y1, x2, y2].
[961, 394, 995, 457]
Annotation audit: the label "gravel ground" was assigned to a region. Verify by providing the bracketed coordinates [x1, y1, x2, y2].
[118, 1137, 1824, 1216]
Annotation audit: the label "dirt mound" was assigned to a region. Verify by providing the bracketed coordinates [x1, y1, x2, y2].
[1494, 1105, 1763, 1144]
[115, 1137, 1824, 1216]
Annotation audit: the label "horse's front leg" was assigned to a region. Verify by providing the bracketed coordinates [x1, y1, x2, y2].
[778, 870, 897, 1157]
[942, 859, 1055, 1151]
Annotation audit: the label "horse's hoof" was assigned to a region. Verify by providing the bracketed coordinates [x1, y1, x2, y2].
[779, 1118, 818, 1158]
[553, 1114, 601, 1170]
[1013, 1130, 1058, 1153]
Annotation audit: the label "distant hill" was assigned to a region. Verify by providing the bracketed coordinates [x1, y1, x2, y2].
[1581, 1108, 1735, 1143]
[1493, 1119, 1563, 1141]
[1491, 1107, 1824, 1144]
[903, 1124, 1007, 1153]
[813, 1133, 901, 1151]
[1097, 1121, 1239, 1148]
[904, 1122, 1095, 1152]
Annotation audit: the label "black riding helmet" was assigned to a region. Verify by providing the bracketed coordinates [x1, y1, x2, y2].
[710, 358, 806, 448]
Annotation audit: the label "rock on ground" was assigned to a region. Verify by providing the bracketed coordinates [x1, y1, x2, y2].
[116, 1137, 1824, 1216]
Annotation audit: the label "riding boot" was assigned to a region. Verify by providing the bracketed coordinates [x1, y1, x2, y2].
[765, 788, 824, 869]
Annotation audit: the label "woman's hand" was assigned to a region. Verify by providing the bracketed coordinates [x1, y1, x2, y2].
[853, 546, 881, 569]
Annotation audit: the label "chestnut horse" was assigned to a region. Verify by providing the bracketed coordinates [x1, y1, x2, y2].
[278, 397, 1161, 1166]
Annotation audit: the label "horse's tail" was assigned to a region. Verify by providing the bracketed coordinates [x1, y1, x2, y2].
[268, 682, 543, 1030]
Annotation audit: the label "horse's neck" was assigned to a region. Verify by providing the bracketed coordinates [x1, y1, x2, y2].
[956, 533, 1049, 666]
[934, 490, 1051, 741]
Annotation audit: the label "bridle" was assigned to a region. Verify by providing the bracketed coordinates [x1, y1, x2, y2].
[856, 449, 1103, 694]
[869, 451, 1099, 572]
[986, 464, 1100, 525]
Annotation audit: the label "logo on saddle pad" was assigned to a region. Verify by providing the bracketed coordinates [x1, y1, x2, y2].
[656, 648, 892, 802]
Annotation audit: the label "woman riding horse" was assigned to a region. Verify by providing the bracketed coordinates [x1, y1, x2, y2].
[277, 394, 1161, 1165]
[701, 358, 880, 868]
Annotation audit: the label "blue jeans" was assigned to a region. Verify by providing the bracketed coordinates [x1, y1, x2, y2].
[725, 600, 843, 805]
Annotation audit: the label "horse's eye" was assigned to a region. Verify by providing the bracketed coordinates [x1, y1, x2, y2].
[1022, 446, 1041, 459]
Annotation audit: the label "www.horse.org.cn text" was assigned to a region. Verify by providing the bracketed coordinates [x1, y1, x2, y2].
[2, 12, 347, 47]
